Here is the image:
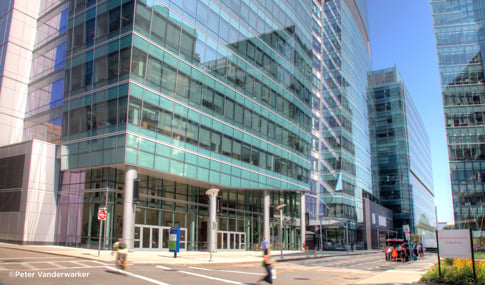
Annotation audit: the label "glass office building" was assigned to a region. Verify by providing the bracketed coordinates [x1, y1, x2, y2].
[431, 0, 485, 230]
[368, 67, 436, 236]
[56, 0, 313, 251]
[308, 0, 372, 249]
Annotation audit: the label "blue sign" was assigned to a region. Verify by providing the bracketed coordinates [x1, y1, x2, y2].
[169, 226, 180, 253]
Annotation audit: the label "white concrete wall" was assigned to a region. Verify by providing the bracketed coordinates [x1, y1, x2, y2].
[23, 140, 57, 243]
[0, 140, 57, 244]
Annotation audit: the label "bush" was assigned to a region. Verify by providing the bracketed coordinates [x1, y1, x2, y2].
[421, 258, 485, 284]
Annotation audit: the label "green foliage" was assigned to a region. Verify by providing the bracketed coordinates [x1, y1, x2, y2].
[421, 258, 485, 285]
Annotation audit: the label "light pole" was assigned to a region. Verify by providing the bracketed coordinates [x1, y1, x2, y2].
[276, 204, 287, 259]
[318, 213, 324, 252]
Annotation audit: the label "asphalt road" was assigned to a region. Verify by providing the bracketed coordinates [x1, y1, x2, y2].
[0, 247, 426, 285]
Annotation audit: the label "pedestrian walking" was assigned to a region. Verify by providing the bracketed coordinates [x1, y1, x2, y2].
[256, 248, 275, 285]
[418, 243, 424, 261]
[112, 237, 129, 271]
[261, 237, 269, 251]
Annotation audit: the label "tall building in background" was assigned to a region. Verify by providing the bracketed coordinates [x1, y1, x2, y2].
[0, 0, 66, 244]
[308, 0, 372, 249]
[368, 67, 436, 237]
[56, 0, 312, 250]
[431, 0, 485, 230]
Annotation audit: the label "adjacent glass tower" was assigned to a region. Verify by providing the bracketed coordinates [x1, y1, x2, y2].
[431, 0, 485, 230]
[57, 0, 313, 250]
[309, 0, 372, 249]
[368, 67, 436, 236]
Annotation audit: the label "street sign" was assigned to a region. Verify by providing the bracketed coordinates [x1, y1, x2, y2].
[97, 209, 107, 221]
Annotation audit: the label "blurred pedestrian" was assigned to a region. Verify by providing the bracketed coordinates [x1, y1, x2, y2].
[261, 237, 269, 251]
[256, 248, 275, 285]
[112, 237, 128, 271]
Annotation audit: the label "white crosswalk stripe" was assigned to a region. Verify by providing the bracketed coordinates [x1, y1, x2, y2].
[0, 259, 108, 271]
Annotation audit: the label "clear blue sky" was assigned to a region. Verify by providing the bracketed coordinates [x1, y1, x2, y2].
[367, 0, 454, 224]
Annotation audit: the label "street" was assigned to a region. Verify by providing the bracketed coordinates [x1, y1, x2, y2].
[0, 247, 435, 285]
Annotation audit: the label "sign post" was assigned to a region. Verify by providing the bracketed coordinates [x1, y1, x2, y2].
[169, 226, 180, 258]
[437, 229, 476, 281]
[97, 207, 107, 257]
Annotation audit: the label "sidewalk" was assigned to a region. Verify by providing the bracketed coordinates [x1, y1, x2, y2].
[0, 242, 436, 284]
[0, 242, 363, 265]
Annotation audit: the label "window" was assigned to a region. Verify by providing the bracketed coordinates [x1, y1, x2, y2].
[189, 79, 202, 104]
[94, 55, 107, 85]
[108, 51, 119, 82]
[176, 72, 190, 98]
[199, 127, 211, 150]
[147, 56, 162, 86]
[225, 98, 234, 120]
[222, 136, 232, 156]
[166, 23, 180, 51]
[131, 48, 146, 79]
[180, 31, 195, 58]
[151, 12, 167, 43]
[109, 7, 120, 34]
[135, 2, 151, 33]
[161, 63, 176, 92]
[96, 12, 108, 39]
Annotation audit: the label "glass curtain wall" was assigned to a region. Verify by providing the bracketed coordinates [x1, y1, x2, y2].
[431, 0, 485, 231]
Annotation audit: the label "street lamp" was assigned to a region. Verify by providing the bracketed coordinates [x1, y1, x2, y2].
[318, 213, 324, 252]
[276, 204, 287, 258]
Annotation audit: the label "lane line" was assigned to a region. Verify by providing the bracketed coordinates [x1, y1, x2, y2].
[178, 270, 243, 284]
[105, 266, 171, 285]
[188, 267, 261, 275]
[156, 265, 172, 270]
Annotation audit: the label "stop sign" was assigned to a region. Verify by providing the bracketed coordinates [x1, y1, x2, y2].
[97, 209, 107, 221]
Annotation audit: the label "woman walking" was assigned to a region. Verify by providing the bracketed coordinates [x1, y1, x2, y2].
[256, 248, 275, 284]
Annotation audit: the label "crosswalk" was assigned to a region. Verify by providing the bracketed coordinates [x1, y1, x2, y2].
[0, 257, 107, 271]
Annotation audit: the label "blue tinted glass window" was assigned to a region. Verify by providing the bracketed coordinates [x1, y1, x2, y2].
[59, 9, 68, 34]
[54, 43, 66, 70]
[51, 79, 64, 108]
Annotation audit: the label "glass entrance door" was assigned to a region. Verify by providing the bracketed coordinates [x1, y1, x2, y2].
[135, 225, 187, 250]
[217, 231, 246, 249]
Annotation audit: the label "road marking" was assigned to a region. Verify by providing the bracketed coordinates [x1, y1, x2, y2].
[105, 266, 171, 285]
[156, 265, 172, 270]
[71, 261, 90, 267]
[22, 263, 38, 270]
[0, 257, 71, 260]
[48, 262, 64, 268]
[188, 267, 261, 276]
[178, 270, 243, 284]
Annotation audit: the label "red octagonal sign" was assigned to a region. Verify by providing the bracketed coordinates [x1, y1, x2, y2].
[98, 210, 107, 221]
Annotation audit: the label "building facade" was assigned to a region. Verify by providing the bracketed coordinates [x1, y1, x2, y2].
[431, 0, 485, 231]
[368, 67, 436, 237]
[308, 0, 372, 250]
[55, 0, 313, 251]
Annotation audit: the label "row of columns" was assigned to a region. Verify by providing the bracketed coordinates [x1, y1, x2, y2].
[121, 167, 306, 250]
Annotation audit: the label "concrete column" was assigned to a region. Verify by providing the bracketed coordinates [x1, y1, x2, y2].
[123, 166, 137, 249]
[300, 191, 306, 250]
[206, 188, 219, 258]
[264, 190, 270, 241]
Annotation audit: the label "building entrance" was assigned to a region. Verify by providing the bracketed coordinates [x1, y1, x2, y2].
[134, 225, 187, 250]
[217, 231, 246, 250]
